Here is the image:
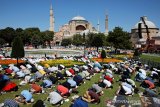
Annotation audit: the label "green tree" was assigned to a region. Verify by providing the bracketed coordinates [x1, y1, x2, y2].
[72, 34, 83, 46]
[39, 32, 47, 48]
[22, 28, 41, 45]
[43, 31, 54, 49]
[85, 33, 95, 47]
[91, 33, 105, 51]
[107, 27, 132, 53]
[15, 28, 24, 44]
[61, 38, 72, 47]
[11, 36, 24, 64]
[16, 28, 23, 33]
[31, 34, 42, 49]
[0, 27, 16, 46]
[0, 38, 6, 48]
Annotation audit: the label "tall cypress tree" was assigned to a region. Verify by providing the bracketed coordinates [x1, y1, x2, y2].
[11, 36, 24, 64]
[101, 49, 106, 64]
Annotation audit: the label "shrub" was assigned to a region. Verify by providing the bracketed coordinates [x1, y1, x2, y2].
[39, 59, 85, 67]
[92, 58, 122, 63]
[101, 50, 106, 59]
[0, 59, 24, 65]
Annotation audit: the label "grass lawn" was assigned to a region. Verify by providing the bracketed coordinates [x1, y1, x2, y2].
[0, 69, 144, 107]
[140, 54, 160, 63]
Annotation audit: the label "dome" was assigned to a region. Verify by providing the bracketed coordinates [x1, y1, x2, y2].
[72, 16, 86, 21]
[133, 16, 157, 29]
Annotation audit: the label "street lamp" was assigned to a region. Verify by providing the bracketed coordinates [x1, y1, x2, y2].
[83, 33, 86, 57]
[2, 49, 5, 57]
[82, 42, 85, 57]
[81, 30, 90, 57]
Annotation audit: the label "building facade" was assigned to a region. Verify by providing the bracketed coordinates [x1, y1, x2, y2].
[130, 16, 160, 50]
[50, 4, 109, 45]
[54, 16, 98, 45]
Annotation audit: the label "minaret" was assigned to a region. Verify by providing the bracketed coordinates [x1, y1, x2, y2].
[97, 19, 100, 32]
[49, 3, 54, 32]
[105, 13, 108, 35]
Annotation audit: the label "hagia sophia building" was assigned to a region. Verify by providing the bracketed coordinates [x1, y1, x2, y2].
[49, 3, 160, 50]
[49, 4, 108, 45]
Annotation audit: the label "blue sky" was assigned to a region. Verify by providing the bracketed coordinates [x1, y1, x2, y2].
[0, 0, 160, 32]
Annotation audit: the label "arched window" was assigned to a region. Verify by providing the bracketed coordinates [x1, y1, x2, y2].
[76, 25, 86, 31]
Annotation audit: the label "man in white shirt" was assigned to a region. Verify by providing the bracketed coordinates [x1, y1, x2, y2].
[126, 78, 136, 87]
[103, 79, 112, 88]
[99, 79, 113, 88]
[122, 85, 132, 95]
[47, 91, 63, 105]
[65, 70, 72, 77]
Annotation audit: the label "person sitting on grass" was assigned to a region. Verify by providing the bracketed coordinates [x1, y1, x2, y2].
[48, 66, 58, 73]
[121, 82, 134, 91]
[140, 80, 155, 89]
[93, 61, 102, 71]
[135, 70, 146, 82]
[103, 64, 111, 70]
[125, 78, 136, 88]
[61, 81, 79, 94]
[70, 97, 88, 107]
[47, 91, 63, 106]
[58, 64, 65, 70]
[35, 71, 44, 81]
[29, 83, 43, 94]
[33, 100, 45, 107]
[116, 84, 139, 96]
[2, 81, 18, 92]
[10, 64, 20, 73]
[142, 88, 158, 97]
[116, 85, 132, 96]
[82, 90, 100, 104]
[69, 68, 75, 76]
[78, 71, 86, 79]
[117, 74, 129, 82]
[21, 65, 31, 75]
[103, 75, 113, 83]
[104, 68, 112, 74]
[91, 83, 104, 96]
[72, 66, 80, 74]
[19, 75, 35, 86]
[67, 77, 77, 88]
[38, 69, 46, 77]
[94, 67, 101, 73]
[0, 74, 10, 92]
[150, 69, 159, 79]
[15, 90, 34, 104]
[30, 63, 38, 73]
[87, 67, 94, 76]
[14, 70, 25, 79]
[56, 71, 65, 80]
[65, 70, 73, 77]
[57, 85, 70, 98]
[98, 79, 113, 89]
[4, 67, 13, 75]
[82, 70, 91, 80]
[43, 67, 52, 74]
[73, 75, 84, 86]
[48, 75, 58, 84]
[41, 79, 52, 88]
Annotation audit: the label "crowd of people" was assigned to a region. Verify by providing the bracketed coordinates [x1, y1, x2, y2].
[0, 54, 160, 107]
